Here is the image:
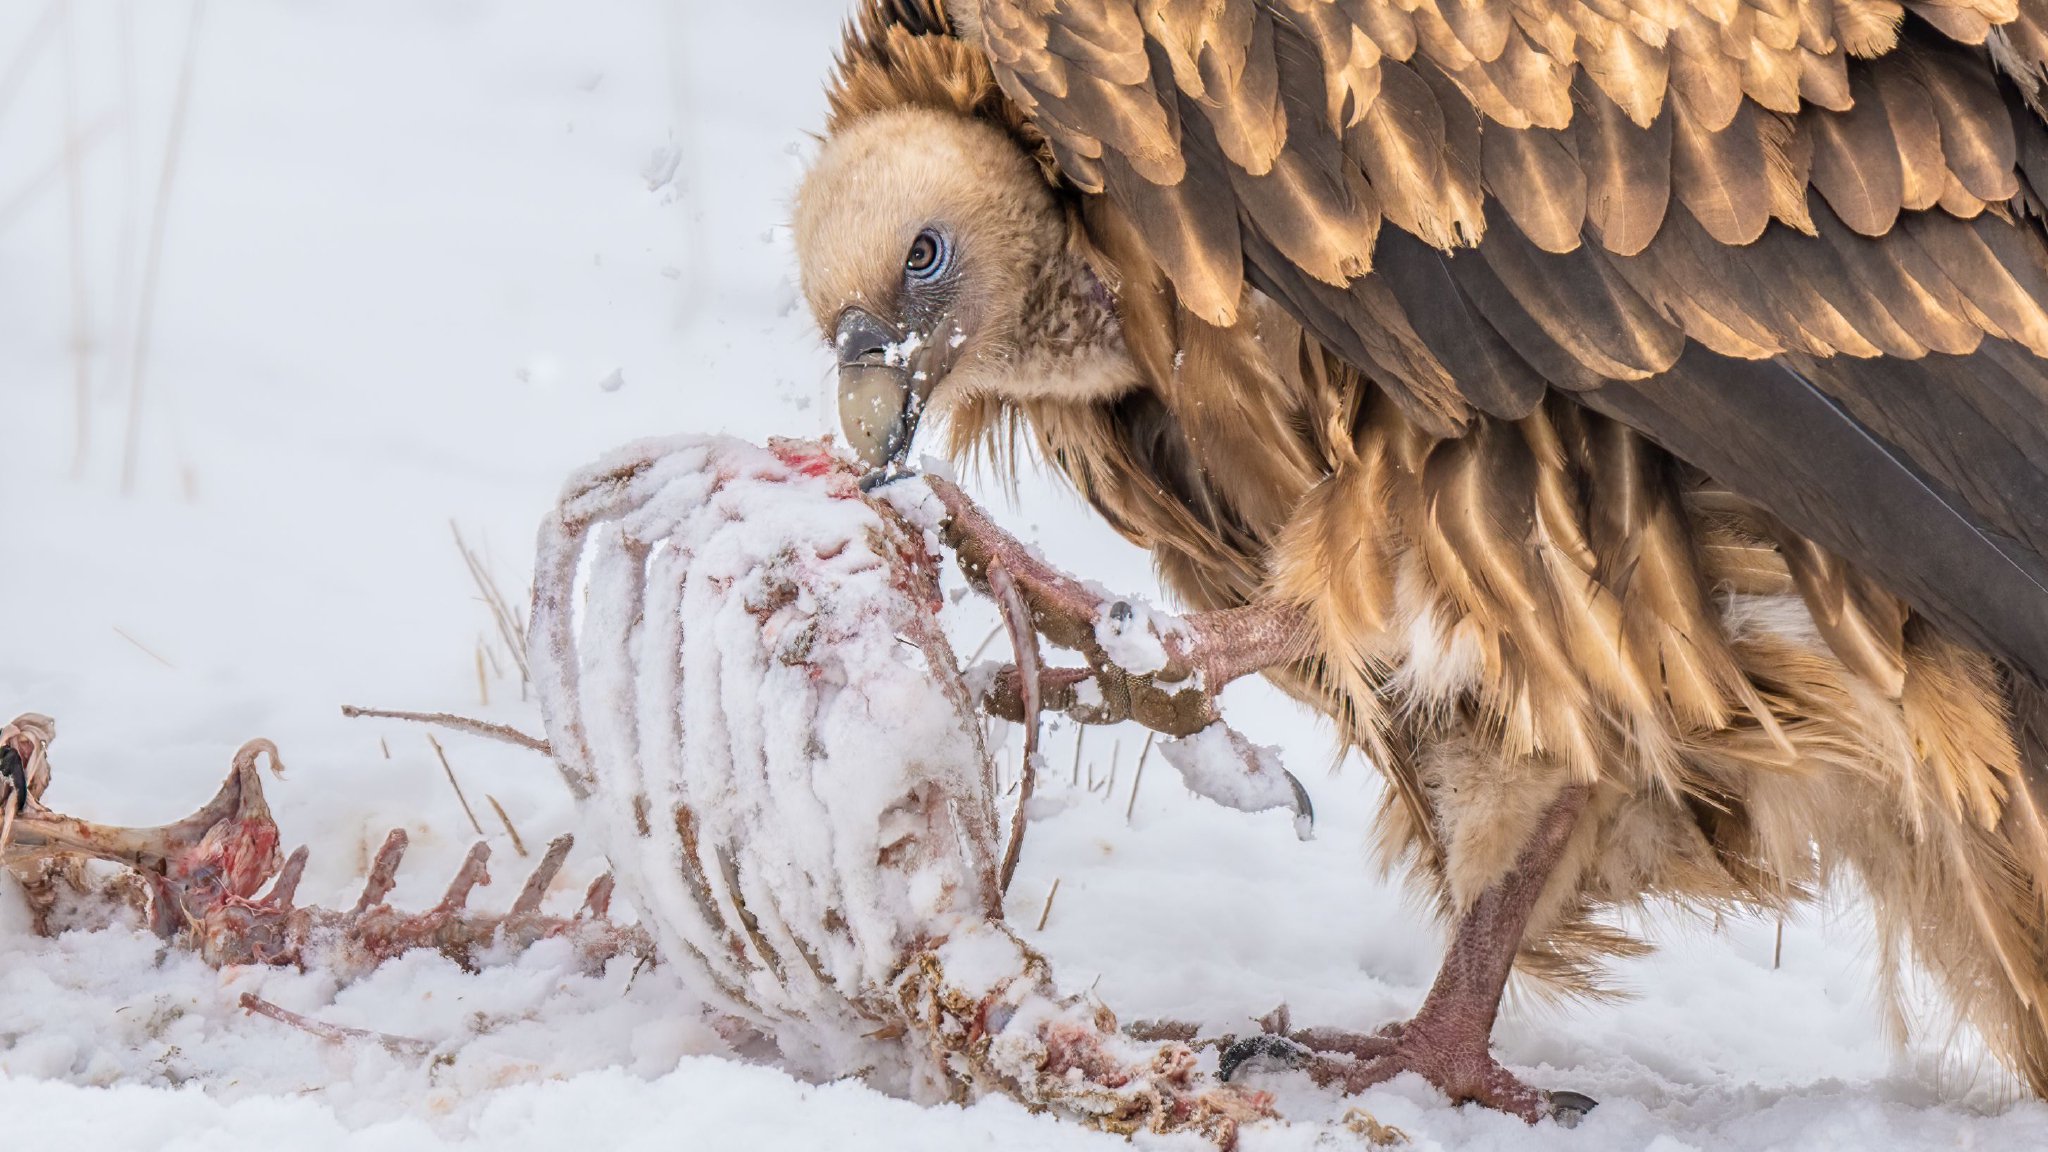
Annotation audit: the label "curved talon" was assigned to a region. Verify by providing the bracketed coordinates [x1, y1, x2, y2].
[1283, 769, 1314, 831]
[1546, 1090, 1598, 1127]
[1218, 1033, 1312, 1082]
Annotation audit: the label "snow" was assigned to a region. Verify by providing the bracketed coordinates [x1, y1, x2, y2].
[1159, 723, 1314, 840]
[5, 2, 2048, 1148]
[1093, 597, 1186, 678]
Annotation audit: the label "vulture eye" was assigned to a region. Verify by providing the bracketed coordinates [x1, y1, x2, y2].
[904, 229, 948, 281]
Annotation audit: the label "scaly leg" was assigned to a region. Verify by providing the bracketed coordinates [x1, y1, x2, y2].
[1224, 784, 1597, 1124]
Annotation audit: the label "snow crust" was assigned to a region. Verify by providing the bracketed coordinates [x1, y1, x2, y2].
[5, 2, 2048, 1149]
[1093, 598, 1186, 678]
[1160, 723, 1314, 840]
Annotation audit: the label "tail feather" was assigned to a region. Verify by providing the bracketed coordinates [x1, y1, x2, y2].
[1847, 646, 2048, 1096]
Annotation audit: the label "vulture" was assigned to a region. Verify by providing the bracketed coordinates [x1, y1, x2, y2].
[790, 0, 2048, 1119]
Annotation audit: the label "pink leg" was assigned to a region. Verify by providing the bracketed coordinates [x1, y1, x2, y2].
[1226, 785, 1595, 1123]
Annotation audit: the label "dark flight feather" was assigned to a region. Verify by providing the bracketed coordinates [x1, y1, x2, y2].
[1585, 347, 2048, 679]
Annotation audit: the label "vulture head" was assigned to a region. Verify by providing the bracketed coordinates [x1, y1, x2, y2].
[794, 106, 1132, 471]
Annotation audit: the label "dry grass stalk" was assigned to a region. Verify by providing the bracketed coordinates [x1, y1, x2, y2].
[238, 993, 433, 1058]
[0, 113, 113, 234]
[1035, 876, 1061, 931]
[965, 623, 1002, 665]
[1126, 732, 1155, 823]
[339, 704, 549, 755]
[104, 0, 142, 416]
[426, 734, 485, 837]
[0, 3, 59, 126]
[486, 793, 528, 856]
[474, 642, 490, 706]
[112, 625, 174, 667]
[120, 0, 206, 496]
[62, 1, 92, 478]
[451, 522, 530, 695]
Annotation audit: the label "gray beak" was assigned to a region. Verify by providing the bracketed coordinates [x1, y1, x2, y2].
[835, 308, 929, 471]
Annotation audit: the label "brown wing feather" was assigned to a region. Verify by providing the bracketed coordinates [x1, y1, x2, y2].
[968, 0, 2048, 680]
[1806, 69, 1906, 236]
[1482, 124, 1588, 254]
[1671, 99, 1774, 244]
[1224, 18, 1382, 284]
[1576, 77, 1675, 256]
[1918, 40, 2022, 201]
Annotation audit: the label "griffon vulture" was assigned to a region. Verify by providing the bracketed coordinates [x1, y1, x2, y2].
[791, 0, 2048, 1118]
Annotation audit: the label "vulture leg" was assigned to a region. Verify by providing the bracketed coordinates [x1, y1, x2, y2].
[1224, 784, 1596, 1123]
[924, 474, 1313, 735]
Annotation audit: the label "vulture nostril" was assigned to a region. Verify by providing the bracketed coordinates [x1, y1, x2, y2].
[835, 308, 914, 371]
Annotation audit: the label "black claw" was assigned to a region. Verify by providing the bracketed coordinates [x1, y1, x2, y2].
[1283, 769, 1314, 828]
[1546, 1090, 1598, 1127]
[1218, 1033, 1311, 1082]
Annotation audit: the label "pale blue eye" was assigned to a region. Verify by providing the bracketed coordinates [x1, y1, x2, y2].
[904, 229, 948, 282]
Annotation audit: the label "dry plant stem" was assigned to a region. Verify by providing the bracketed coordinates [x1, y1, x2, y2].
[0, 116, 111, 235]
[239, 993, 434, 1058]
[340, 705, 550, 756]
[0, 4, 60, 126]
[452, 521, 532, 689]
[1126, 732, 1154, 823]
[991, 560, 1040, 895]
[62, 0, 91, 477]
[112, 625, 175, 667]
[924, 477, 1310, 736]
[488, 794, 530, 856]
[120, 0, 205, 495]
[427, 734, 486, 836]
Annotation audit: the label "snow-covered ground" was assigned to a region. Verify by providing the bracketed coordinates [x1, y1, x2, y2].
[5, 3, 2046, 1148]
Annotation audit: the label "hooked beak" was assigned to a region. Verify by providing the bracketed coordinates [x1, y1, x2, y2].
[836, 308, 935, 472]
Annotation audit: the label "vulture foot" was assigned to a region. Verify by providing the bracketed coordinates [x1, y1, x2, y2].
[919, 475, 1311, 735]
[1224, 785, 1596, 1126]
[1220, 1023, 1593, 1126]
